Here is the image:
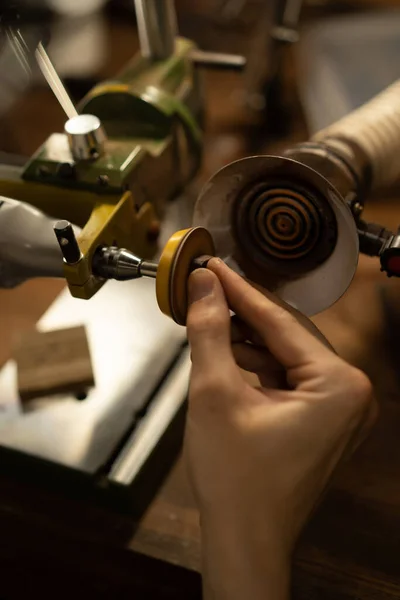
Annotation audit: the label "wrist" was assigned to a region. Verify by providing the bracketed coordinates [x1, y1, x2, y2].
[200, 510, 291, 600]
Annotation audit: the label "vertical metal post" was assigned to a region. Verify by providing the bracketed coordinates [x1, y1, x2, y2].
[134, 0, 177, 61]
[280, 0, 303, 29]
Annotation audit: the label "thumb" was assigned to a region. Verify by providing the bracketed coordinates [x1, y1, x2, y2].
[186, 269, 237, 377]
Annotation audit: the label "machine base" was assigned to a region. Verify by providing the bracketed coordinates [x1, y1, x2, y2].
[0, 276, 190, 510]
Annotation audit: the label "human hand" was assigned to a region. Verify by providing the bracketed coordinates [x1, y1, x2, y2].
[185, 259, 377, 600]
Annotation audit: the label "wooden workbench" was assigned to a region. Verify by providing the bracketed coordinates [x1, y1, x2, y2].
[2, 5, 400, 598]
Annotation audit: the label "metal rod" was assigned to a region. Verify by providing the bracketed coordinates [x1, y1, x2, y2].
[54, 220, 81, 264]
[139, 260, 158, 278]
[35, 42, 78, 119]
[191, 49, 246, 71]
[134, 0, 177, 60]
[281, 0, 303, 29]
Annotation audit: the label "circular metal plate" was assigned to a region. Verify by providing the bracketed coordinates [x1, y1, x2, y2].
[156, 227, 215, 325]
[193, 155, 359, 316]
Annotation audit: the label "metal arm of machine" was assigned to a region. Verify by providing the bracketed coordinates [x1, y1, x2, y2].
[0, 197, 74, 288]
[0, 0, 248, 302]
[133, 0, 246, 70]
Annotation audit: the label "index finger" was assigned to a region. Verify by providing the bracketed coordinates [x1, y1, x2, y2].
[207, 258, 334, 370]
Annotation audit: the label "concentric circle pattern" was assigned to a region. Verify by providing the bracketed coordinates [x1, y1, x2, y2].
[233, 180, 337, 272]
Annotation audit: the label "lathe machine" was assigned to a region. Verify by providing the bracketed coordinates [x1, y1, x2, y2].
[2, 0, 400, 509]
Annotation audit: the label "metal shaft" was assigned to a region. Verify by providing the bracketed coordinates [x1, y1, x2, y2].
[271, 0, 303, 43]
[92, 247, 210, 282]
[279, 0, 303, 29]
[35, 42, 78, 119]
[140, 260, 158, 278]
[191, 49, 246, 71]
[134, 0, 177, 61]
[54, 220, 81, 264]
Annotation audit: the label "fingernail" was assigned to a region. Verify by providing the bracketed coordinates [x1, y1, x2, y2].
[207, 257, 223, 269]
[188, 269, 215, 304]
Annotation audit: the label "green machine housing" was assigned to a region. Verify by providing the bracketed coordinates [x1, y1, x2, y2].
[0, 37, 203, 299]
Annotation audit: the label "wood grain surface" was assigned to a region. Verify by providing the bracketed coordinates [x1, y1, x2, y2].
[14, 326, 94, 402]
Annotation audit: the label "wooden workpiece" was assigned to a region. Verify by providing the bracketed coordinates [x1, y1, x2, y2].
[14, 326, 94, 402]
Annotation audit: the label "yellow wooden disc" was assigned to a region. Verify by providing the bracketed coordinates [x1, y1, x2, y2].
[156, 227, 215, 325]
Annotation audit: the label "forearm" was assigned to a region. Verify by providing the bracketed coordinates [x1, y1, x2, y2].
[200, 514, 291, 600]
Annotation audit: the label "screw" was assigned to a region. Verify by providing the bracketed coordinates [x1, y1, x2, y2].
[57, 162, 76, 180]
[352, 202, 363, 217]
[97, 175, 109, 187]
[36, 166, 50, 178]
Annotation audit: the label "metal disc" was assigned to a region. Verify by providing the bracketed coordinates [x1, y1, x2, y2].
[193, 155, 359, 316]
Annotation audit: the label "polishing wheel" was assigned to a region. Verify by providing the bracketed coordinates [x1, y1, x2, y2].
[193, 155, 359, 316]
[156, 227, 215, 325]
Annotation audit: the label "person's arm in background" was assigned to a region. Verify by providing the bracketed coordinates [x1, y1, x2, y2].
[185, 259, 377, 600]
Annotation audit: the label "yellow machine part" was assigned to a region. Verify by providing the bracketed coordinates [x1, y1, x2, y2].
[65, 191, 158, 299]
[156, 227, 215, 325]
[0, 175, 158, 299]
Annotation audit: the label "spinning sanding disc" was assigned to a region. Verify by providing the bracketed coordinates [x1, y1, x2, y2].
[193, 156, 359, 316]
[156, 227, 215, 325]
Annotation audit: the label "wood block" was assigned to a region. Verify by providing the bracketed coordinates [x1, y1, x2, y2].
[13, 326, 95, 402]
